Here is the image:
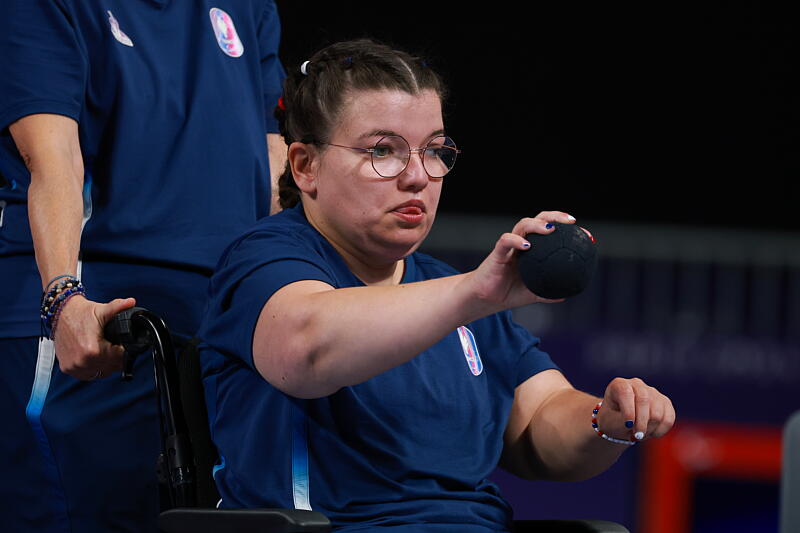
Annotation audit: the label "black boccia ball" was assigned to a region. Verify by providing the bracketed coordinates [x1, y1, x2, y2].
[517, 223, 598, 299]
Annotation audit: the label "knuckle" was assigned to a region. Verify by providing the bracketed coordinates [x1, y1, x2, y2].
[649, 408, 663, 423]
[79, 342, 101, 358]
[610, 378, 631, 395]
[514, 217, 535, 231]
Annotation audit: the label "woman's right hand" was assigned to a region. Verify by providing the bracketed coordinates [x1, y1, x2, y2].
[466, 211, 579, 311]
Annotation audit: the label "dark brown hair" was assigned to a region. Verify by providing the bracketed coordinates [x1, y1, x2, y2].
[274, 39, 446, 209]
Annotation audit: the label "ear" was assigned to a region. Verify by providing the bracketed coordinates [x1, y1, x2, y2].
[287, 141, 319, 196]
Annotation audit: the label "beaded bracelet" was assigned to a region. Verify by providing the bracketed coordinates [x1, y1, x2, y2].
[592, 400, 636, 446]
[49, 289, 86, 340]
[41, 276, 80, 317]
[44, 274, 76, 292]
[40, 276, 85, 339]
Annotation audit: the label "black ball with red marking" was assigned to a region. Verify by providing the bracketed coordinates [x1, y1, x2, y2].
[517, 223, 598, 299]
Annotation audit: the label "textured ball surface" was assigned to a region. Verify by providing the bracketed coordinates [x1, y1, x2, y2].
[517, 223, 598, 299]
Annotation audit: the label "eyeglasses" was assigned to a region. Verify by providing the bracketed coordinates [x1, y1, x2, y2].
[313, 135, 460, 178]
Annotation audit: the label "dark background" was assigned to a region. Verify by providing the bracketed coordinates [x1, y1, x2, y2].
[275, 2, 798, 233]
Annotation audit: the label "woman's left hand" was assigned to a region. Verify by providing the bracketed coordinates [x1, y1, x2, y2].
[597, 377, 676, 442]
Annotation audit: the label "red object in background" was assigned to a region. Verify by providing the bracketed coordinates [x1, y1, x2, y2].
[639, 421, 782, 533]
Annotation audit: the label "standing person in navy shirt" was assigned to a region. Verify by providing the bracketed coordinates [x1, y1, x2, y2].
[0, 1, 285, 532]
[199, 39, 676, 531]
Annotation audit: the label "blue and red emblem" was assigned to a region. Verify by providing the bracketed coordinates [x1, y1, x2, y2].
[209, 7, 244, 58]
[457, 326, 483, 376]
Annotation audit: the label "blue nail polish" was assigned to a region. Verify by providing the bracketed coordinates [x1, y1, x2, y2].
[545, 223, 554, 230]
[522, 241, 531, 249]
[625, 420, 634, 429]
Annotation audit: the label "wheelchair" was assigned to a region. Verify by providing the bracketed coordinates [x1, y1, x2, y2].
[106, 307, 630, 533]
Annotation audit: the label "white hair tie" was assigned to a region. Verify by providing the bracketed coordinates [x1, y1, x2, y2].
[300, 60, 311, 75]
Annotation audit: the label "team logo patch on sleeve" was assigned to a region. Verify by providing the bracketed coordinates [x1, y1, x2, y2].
[457, 326, 483, 376]
[107, 11, 133, 47]
[209, 8, 244, 58]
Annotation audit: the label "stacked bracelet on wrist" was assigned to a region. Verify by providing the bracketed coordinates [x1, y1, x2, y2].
[592, 400, 636, 446]
[40, 276, 85, 340]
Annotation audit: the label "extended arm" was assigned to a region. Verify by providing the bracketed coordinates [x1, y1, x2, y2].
[10, 113, 134, 379]
[253, 212, 574, 398]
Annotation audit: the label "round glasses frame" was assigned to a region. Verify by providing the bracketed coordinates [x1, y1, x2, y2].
[312, 135, 460, 178]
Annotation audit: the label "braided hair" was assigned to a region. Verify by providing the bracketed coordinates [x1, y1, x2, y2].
[274, 39, 446, 209]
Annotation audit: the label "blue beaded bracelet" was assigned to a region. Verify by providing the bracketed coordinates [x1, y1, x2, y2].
[40, 277, 85, 339]
[49, 289, 85, 340]
[44, 274, 76, 292]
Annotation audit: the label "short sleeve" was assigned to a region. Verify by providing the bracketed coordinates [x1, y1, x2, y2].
[0, 0, 86, 132]
[472, 310, 559, 387]
[199, 228, 336, 369]
[256, 0, 286, 133]
[508, 318, 560, 386]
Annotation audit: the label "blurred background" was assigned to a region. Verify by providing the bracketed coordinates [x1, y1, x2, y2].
[275, 3, 798, 531]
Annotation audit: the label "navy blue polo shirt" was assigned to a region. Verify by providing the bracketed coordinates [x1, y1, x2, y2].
[0, 0, 285, 336]
[199, 205, 558, 532]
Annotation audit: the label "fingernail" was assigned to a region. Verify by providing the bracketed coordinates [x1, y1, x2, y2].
[625, 420, 634, 429]
[521, 241, 531, 249]
[567, 215, 576, 221]
[545, 223, 554, 230]
[634, 431, 645, 440]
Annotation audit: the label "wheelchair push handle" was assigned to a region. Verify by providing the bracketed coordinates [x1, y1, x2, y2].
[104, 306, 150, 345]
[104, 306, 152, 380]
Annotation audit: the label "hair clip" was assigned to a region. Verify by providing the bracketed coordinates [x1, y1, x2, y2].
[300, 60, 311, 75]
[277, 96, 286, 111]
[342, 56, 353, 69]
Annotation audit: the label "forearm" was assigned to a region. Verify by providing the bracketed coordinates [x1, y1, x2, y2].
[254, 273, 502, 398]
[28, 169, 84, 287]
[507, 388, 629, 481]
[10, 114, 84, 289]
